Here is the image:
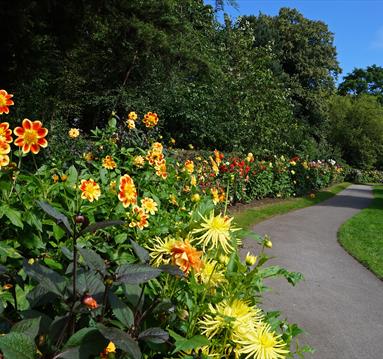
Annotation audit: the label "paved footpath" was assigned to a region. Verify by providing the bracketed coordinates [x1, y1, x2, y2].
[241, 184, 383, 359]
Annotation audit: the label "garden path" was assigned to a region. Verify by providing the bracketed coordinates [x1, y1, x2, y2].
[241, 184, 383, 359]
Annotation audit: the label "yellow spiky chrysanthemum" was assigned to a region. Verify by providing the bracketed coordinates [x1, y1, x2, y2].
[197, 260, 226, 288]
[200, 299, 263, 341]
[192, 211, 240, 254]
[235, 322, 289, 359]
[146, 236, 177, 267]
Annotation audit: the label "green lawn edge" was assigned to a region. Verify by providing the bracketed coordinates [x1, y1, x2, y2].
[231, 182, 351, 231]
[338, 185, 383, 280]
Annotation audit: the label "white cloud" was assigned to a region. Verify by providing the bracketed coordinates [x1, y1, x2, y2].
[371, 27, 383, 49]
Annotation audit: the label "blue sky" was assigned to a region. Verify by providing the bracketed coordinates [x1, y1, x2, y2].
[205, 0, 383, 82]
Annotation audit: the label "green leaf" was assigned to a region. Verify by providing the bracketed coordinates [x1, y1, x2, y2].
[79, 220, 124, 235]
[0, 332, 36, 359]
[77, 246, 106, 275]
[12, 317, 41, 339]
[97, 324, 141, 359]
[99, 168, 108, 185]
[58, 327, 108, 359]
[0, 205, 24, 228]
[37, 201, 72, 236]
[108, 292, 134, 327]
[138, 327, 169, 344]
[44, 258, 64, 271]
[115, 264, 162, 284]
[130, 240, 150, 263]
[67, 165, 78, 186]
[168, 330, 209, 354]
[0, 242, 22, 259]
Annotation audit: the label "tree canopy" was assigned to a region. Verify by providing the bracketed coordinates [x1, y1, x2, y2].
[338, 65, 383, 104]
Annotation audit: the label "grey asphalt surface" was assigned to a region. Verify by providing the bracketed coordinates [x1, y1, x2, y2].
[241, 184, 383, 359]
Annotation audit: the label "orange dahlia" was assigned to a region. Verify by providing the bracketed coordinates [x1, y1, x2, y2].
[14, 119, 48, 154]
[129, 206, 149, 230]
[184, 160, 194, 174]
[118, 174, 137, 207]
[0, 122, 12, 144]
[143, 112, 159, 128]
[171, 240, 204, 275]
[0, 90, 14, 115]
[80, 179, 101, 202]
[102, 155, 117, 170]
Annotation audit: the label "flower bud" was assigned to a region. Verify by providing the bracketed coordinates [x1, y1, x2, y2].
[245, 252, 257, 266]
[82, 294, 99, 309]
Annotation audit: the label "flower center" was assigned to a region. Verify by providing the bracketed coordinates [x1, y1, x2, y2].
[85, 184, 96, 195]
[0, 95, 6, 106]
[260, 332, 275, 348]
[23, 129, 38, 145]
[0, 129, 6, 142]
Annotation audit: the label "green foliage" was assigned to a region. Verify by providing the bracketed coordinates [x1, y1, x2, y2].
[339, 65, 383, 104]
[240, 8, 340, 132]
[328, 95, 383, 169]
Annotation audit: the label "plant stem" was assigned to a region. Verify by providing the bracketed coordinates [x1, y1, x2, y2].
[100, 283, 110, 322]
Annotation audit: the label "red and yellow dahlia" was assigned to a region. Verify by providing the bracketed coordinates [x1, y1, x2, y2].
[0, 90, 14, 115]
[142, 112, 159, 128]
[0, 122, 12, 144]
[80, 179, 101, 202]
[118, 174, 137, 207]
[14, 119, 48, 154]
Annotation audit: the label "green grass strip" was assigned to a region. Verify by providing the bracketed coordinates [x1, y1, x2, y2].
[338, 185, 383, 279]
[231, 182, 351, 230]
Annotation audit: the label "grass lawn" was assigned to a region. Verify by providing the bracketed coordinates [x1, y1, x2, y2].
[231, 182, 351, 230]
[338, 185, 383, 279]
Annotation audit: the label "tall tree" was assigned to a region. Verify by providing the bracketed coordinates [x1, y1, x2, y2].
[338, 65, 383, 103]
[239, 8, 341, 131]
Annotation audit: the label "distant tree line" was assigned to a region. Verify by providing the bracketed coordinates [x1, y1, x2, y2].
[1, 0, 382, 168]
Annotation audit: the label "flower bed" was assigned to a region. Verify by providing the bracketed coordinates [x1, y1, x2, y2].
[0, 92, 311, 358]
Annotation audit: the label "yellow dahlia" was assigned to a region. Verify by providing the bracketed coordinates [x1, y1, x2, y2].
[128, 111, 138, 121]
[200, 299, 263, 341]
[126, 119, 136, 129]
[80, 179, 101, 202]
[133, 155, 145, 168]
[147, 236, 177, 267]
[236, 322, 289, 359]
[118, 174, 137, 207]
[141, 197, 158, 215]
[68, 128, 80, 139]
[192, 211, 240, 254]
[197, 260, 226, 287]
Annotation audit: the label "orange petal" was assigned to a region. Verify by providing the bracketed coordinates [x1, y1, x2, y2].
[22, 119, 32, 130]
[14, 138, 24, 147]
[37, 127, 48, 137]
[22, 143, 30, 153]
[14, 127, 25, 136]
[30, 144, 40, 154]
[38, 138, 48, 148]
[32, 121, 43, 131]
